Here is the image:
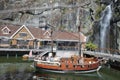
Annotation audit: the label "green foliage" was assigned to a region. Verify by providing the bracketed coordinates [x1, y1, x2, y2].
[95, 6, 105, 20]
[62, 8, 67, 14]
[85, 31, 92, 36]
[85, 42, 97, 51]
[59, 25, 65, 30]
[95, 6, 102, 19]
[66, 0, 75, 4]
[95, 0, 101, 5]
[95, 1, 106, 20]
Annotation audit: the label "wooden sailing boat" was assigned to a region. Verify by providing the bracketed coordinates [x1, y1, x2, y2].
[34, 52, 101, 73]
[33, 29, 101, 73]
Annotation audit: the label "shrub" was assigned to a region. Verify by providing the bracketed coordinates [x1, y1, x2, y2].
[85, 42, 97, 51]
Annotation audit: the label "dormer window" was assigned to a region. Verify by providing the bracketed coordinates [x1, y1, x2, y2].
[44, 31, 51, 38]
[2, 26, 11, 34]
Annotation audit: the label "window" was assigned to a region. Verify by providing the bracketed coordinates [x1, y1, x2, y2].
[17, 40, 28, 44]
[1, 38, 10, 44]
[19, 32, 27, 37]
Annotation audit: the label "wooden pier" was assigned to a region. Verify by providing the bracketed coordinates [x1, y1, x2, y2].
[83, 51, 120, 62]
[0, 48, 120, 62]
[0, 48, 46, 56]
[0, 48, 44, 52]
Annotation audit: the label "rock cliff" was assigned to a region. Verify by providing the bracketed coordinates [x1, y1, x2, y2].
[0, 0, 95, 32]
[0, 0, 120, 52]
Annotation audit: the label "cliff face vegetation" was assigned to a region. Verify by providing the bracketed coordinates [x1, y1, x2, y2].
[0, 0, 120, 52]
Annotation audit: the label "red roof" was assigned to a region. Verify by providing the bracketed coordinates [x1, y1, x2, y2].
[0, 25, 86, 42]
[53, 31, 79, 41]
[28, 27, 45, 39]
[0, 25, 20, 38]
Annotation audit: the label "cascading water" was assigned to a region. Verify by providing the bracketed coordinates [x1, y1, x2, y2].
[100, 4, 112, 52]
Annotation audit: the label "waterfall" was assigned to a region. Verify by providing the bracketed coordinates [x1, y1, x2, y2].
[100, 4, 112, 52]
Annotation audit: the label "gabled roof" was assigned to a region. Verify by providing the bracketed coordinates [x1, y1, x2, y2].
[0, 25, 20, 38]
[10, 25, 35, 39]
[53, 31, 78, 41]
[27, 27, 86, 42]
[27, 27, 45, 40]
[53, 31, 86, 42]
[0, 25, 86, 42]
[1, 26, 11, 32]
[40, 30, 86, 42]
[43, 30, 51, 38]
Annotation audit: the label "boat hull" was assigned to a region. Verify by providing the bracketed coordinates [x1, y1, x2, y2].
[34, 60, 101, 73]
[35, 66, 101, 73]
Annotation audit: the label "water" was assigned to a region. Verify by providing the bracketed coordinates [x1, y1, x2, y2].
[0, 57, 120, 80]
[100, 4, 112, 52]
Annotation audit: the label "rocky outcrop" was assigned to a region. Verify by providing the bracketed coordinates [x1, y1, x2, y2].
[0, 0, 94, 32]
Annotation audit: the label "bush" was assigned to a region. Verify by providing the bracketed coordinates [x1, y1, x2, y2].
[85, 42, 97, 51]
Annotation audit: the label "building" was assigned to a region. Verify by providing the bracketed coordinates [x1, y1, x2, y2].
[0, 25, 86, 51]
[0, 25, 20, 48]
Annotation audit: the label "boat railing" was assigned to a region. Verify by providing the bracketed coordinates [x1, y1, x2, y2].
[38, 60, 60, 66]
[76, 61, 99, 66]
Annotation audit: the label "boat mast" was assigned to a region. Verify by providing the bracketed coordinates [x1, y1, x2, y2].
[78, 26, 81, 56]
[50, 0, 54, 53]
[51, 27, 53, 53]
[76, 7, 83, 57]
[76, 7, 82, 57]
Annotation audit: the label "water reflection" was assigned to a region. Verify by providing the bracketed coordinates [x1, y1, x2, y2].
[33, 71, 103, 80]
[33, 67, 120, 80]
[0, 63, 34, 80]
[0, 63, 120, 80]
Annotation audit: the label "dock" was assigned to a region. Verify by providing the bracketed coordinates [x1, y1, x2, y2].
[83, 51, 120, 62]
[0, 48, 120, 62]
[0, 48, 43, 52]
